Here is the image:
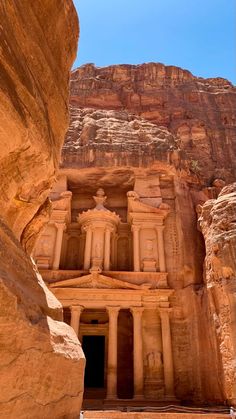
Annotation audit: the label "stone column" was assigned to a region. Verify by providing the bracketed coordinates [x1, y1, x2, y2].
[104, 228, 111, 271]
[156, 225, 166, 272]
[132, 225, 140, 272]
[70, 305, 83, 336]
[130, 306, 144, 399]
[52, 222, 66, 270]
[159, 308, 175, 398]
[83, 226, 93, 270]
[106, 306, 120, 400]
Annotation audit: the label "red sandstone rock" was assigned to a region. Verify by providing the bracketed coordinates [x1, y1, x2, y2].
[199, 183, 236, 403]
[0, 0, 78, 242]
[0, 2, 85, 418]
[70, 63, 236, 185]
[55, 62, 236, 406]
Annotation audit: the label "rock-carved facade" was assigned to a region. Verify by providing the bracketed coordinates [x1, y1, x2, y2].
[34, 62, 236, 409]
[34, 173, 178, 404]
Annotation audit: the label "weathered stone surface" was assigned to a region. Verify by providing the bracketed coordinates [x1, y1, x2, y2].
[70, 63, 236, 184]
[83, 412, 228, 419]
[0, 2, 85, 418]
[199, 183, 236, 403]
[47, 62, 236, 407]
[0, 0, 78, 241]
[63, 107, 178, 169]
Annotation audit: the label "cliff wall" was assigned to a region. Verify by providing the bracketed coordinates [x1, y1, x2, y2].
[63, 62, 236, 404]
[0, 2, 85, 418]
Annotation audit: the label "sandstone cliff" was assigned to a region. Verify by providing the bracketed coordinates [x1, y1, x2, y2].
[0, 2, 85, 418]
[70, 63, 236, 185]
[199, 183, 236, 403]
[63, 63, 236, 405]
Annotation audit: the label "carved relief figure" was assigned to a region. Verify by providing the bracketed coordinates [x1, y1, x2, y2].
[38, 235, 51, 256]
[145, 351, 163, 379]
[145, 239, 154, 259]
[94, 241, 103, 258]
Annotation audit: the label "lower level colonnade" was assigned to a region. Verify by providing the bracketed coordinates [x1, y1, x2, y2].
[69, 304, 175, 401]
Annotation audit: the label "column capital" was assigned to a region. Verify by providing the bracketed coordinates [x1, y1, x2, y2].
[105, 225, 114, 233]
[159, 307, 172, 316]
[155, 224, 165, 231]
[83, 225, 92, 233]
[130, 306, 144, 316]
[159, 308, 173, 322]
[106, 306, 120, 316]
[70, 305, 84, 314]
[131, 224, 141, 233]
[54, 222, 66, 231]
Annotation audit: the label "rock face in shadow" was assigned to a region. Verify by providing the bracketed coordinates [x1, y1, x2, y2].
[199, 183, 236, 403]
[0, 0, 78, 242]
[0, 2, 85, 418]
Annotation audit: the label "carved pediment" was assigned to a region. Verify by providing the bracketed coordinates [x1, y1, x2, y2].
[128, 195, 170, 214]
[50, 273, 151, 290]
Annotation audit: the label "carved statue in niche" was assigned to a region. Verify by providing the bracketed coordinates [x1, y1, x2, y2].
[38, 236, 51, 256]
[144, 239, 154, 259]
[145, 351, 163, 379]
[142, 238, 157, 272]
[94, 241, 103, 258]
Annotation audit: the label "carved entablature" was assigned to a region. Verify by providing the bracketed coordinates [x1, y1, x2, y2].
[49, 271, 173, 309]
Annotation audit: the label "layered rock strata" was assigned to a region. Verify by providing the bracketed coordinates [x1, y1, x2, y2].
[70, 63, 236, 185]
[0, 2, 85, 418]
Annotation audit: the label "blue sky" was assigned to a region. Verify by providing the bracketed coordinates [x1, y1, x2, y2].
[73, 0, 236, 84]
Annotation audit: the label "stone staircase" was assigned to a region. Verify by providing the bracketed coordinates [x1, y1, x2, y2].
[82, 406, 232, 419]
[83, 412, 229, 419]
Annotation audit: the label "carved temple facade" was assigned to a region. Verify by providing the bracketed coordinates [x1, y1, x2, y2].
[33, 171, 196, 405]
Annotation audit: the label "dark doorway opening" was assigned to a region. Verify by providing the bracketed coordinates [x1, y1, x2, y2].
[83, 335, 105, 388]
[117, 309, 133, 398]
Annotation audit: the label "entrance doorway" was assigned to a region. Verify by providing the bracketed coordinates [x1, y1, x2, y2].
[83, 335, 105, 388]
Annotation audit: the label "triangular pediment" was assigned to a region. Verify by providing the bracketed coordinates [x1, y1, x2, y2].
[50, 273, 151, 290]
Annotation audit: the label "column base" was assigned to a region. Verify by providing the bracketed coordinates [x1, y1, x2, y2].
[164, 394, 178, 402]
[106, 395, 118, 401]
[133, 394, 145, 400]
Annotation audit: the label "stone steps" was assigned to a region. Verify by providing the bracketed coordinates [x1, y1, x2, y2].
[83, 412, 229, 419]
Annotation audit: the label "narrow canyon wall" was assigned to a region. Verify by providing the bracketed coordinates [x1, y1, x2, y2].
[199, 183, 236, 403]
[63, 63, 236, 404]
[0, 2, 85, 418]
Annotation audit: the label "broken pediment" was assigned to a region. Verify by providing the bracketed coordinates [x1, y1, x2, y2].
[50, 272, 152, 290]
[127, 190, 170, 215]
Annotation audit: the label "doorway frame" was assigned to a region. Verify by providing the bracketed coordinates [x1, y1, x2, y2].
[80, 323, 108, 390]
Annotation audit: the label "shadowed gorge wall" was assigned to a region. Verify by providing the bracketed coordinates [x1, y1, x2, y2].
[0, 2, 85, 418]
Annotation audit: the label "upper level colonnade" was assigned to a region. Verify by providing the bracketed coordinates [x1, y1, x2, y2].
[33, 181, 170, 274]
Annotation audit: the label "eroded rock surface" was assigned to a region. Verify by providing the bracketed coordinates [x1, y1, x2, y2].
[199, 183, 236, 403]
[71, 63, 236, 184]
[50, 62, 236, 405]
[0, 2, 85, 418]
[0, 0, 78, 242]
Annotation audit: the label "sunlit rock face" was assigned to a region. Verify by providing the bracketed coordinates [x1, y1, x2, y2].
[71, 63, 236, 185]
[32, 62, 236, 407]
[0, 2, 85, 418]
[37, 63, 236, 404]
